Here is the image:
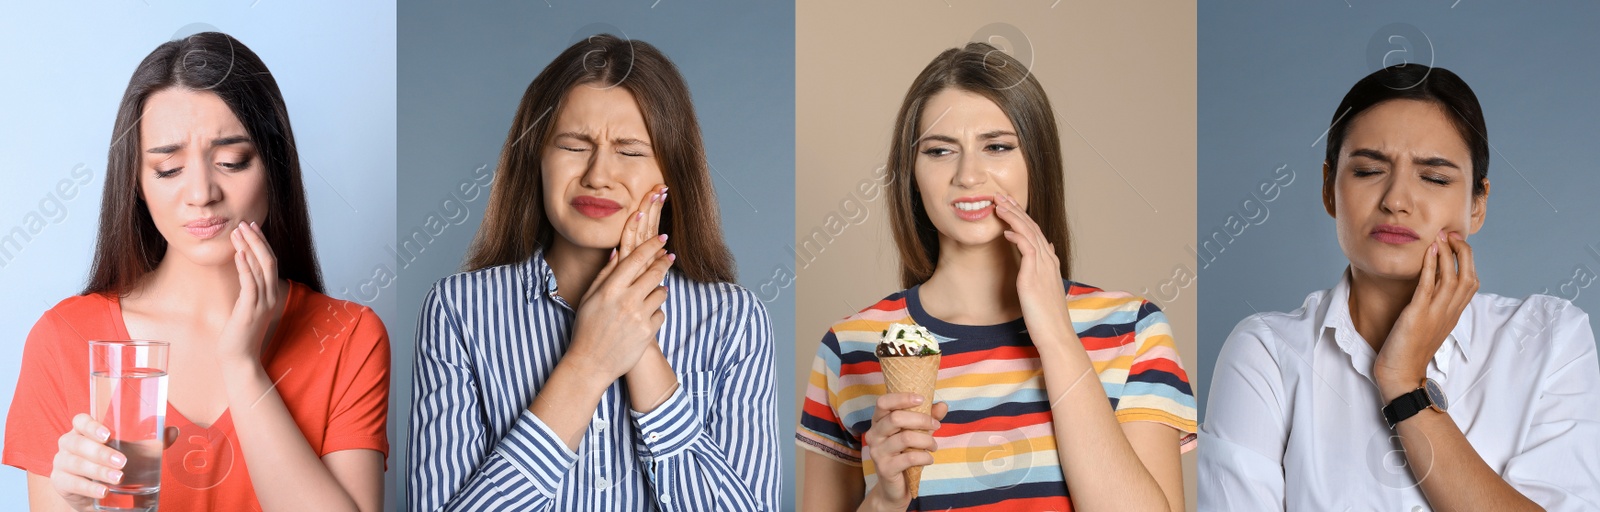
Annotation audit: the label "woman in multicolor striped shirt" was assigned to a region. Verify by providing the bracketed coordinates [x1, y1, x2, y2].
[797, 43, 1198, 512]
[406, 35, 778, 511]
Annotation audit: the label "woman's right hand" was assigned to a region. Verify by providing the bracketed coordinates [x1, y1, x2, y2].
[861, 392, 948, 511]
[50, 414, 123, 511]
[565, 199, 675, 382]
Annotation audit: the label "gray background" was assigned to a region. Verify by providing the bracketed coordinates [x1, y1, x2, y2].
[0, 0, 396, 504]
[396, 1, 796, 510]
[1197, 2, 1600, 417]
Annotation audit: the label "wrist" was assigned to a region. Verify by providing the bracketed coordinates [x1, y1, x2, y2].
[1375, 373, 1423, 402]
[860, 486, 903, 512]
[553, 356, 615, 397]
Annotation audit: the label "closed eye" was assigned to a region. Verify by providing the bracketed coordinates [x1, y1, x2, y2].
[921, 147, 954, 157]
[155, 168, 180, 179]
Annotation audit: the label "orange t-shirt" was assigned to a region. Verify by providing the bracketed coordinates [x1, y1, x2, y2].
[2, 281, 390, 511]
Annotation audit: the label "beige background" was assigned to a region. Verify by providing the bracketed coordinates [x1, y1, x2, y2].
[793, 2, 1199, 510]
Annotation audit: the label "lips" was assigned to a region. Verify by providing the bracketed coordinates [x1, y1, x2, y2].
[951, 196, 996, 222]
[184, 217, 229, 240]
[571, 196, 624, 219]
[1370, 223, 1420, 245]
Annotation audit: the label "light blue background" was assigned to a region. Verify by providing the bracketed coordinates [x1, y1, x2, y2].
[396, 1, 796, 510]
[0, 0, 397, 506]
[1197, 3, 1600, 417]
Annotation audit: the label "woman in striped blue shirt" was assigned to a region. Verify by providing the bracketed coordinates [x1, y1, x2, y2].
[406, 34, 779, 511]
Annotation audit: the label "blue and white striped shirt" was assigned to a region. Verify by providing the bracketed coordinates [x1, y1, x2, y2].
[407, 248, 779, 511]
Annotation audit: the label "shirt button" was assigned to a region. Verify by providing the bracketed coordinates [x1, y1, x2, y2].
[1412, 506, 1424, 512]
[592, 417, 606, 432]
[661, 494, 671, 504]
[596, 476, 609, 487]
[647, 432, 662, 442]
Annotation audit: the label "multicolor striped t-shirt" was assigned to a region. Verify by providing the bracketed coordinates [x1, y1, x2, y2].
[796, 280, 1198, 511]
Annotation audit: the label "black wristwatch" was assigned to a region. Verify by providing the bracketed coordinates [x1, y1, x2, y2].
[1382, 378, 1448, 429]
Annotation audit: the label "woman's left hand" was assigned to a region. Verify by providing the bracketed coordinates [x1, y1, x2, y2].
[219, 221, 279, 367]
[994, 194, 1077, 348]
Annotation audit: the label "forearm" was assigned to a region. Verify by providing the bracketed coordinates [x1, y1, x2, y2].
[624, 345, 678, 414]
[528, 357, 612, 450]
[1378, 381, 1542, 511]
[1035, 326, 1173, 512]
[221, 362, 364, 512]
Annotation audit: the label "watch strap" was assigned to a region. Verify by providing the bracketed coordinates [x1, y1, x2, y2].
[1383, 387, 1430, 428]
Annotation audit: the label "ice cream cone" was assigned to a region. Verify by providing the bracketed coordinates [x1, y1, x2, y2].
[880, 353, 940, 498]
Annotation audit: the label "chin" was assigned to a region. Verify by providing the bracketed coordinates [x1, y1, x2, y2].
[174, 244, 239, 268]
[551, 220, 622, 250]
[1350, 252, 1426, 281]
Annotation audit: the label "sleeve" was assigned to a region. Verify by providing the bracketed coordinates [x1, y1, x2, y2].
[627, 288, 780, 511]
[405, 283, 577, 512]
[2, 308, 79, 476]
[321, 305, 391, 461]
[794, 327, 863, 466]
[1197, 315, 1289, 512]
[1499, 301, 1600, 511]
[1114, 300, 1200, 451]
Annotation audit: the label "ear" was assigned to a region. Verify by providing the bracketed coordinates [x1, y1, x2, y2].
[1468, 178, 1490, 235]
[1322, 161, 1337, 218]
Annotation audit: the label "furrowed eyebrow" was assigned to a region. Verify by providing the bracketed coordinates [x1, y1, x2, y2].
[146, 135, 253, 154]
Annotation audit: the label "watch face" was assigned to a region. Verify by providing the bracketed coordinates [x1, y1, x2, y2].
[1424, 379, 1448, 411]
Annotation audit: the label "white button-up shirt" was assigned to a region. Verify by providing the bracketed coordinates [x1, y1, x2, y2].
[1200, 269, 1600, 511]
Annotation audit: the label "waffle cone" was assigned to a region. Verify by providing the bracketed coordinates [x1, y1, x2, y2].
[879, 353, 940, 498]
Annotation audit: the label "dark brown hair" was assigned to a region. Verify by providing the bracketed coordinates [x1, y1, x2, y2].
[887, 42, 1072, 288]
[1323, 64, 1489, 200]
[85, 32, 323, 296]
[465, 34, 736, 282]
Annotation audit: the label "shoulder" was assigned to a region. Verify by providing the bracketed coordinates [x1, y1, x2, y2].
[1217, 288, 1331, 367]
[29, 293, 117, 340]
[664, 269, 768, 317]
[829, 289, 913, 334]
[1476, 291, 1593, 354]
[426, 261, 526, 307]
[286, 283, 389, 355]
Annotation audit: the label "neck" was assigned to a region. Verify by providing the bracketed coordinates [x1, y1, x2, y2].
[544, 237, 609, 305]
[1346, 266, 1418, 352]
[919, 236, 1023, 325]
[133, 253, 249, 327]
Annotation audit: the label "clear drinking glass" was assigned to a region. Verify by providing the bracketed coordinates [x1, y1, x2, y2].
[88, 340, 169, 512]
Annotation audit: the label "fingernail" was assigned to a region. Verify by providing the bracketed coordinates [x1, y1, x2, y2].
[661, 186, 669, 193]
[660, 191, 668, 202]
[910, 395, 924, 404]
[97, 427, 109, 442]
[1451, 232, 1463, 240]
[932, 420, 941, 428]
[636, 212, 644, 221]
[96, 485, 107, 498]
[667, 253, 676, 262]
[610, 248, 616, 261]
[108, 470, 122, 483]
[658, 234, 668, 242]
[110, 453, 126, 467]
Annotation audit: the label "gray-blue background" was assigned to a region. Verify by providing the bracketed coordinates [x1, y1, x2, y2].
[0, 0, 396, 505]
[1197, 3, 1600, 417]
[396, 2, 796, 510]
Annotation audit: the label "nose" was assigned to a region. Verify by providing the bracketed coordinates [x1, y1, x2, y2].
[579, 147, 618, 189]
[181, 158, 221, 207]
[951, 149, 987, 189]
[1378, 170, 1413, 215]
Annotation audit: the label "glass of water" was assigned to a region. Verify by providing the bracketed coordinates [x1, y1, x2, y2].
[88, 340, 169, 512]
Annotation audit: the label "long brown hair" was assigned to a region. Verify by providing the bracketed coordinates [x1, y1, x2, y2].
[85, 32, 324, 296]
[887, 42, 1072, 288]
[465, 34, 736, 282]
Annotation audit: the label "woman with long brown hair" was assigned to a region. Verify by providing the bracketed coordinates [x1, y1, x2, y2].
[797, 43, 1197, 511]
[405, 34, 778, 510]
[3, 32, 390, 511]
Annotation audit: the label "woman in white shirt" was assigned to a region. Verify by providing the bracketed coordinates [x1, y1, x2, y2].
[1200, 63, 1600, 511]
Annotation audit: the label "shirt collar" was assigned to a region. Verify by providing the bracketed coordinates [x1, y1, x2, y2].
[520, 247, 561, 305]
[1320, 267, 1473, 377]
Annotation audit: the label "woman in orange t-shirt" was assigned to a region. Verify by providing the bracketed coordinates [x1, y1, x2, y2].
[2, 32, 389, 511]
